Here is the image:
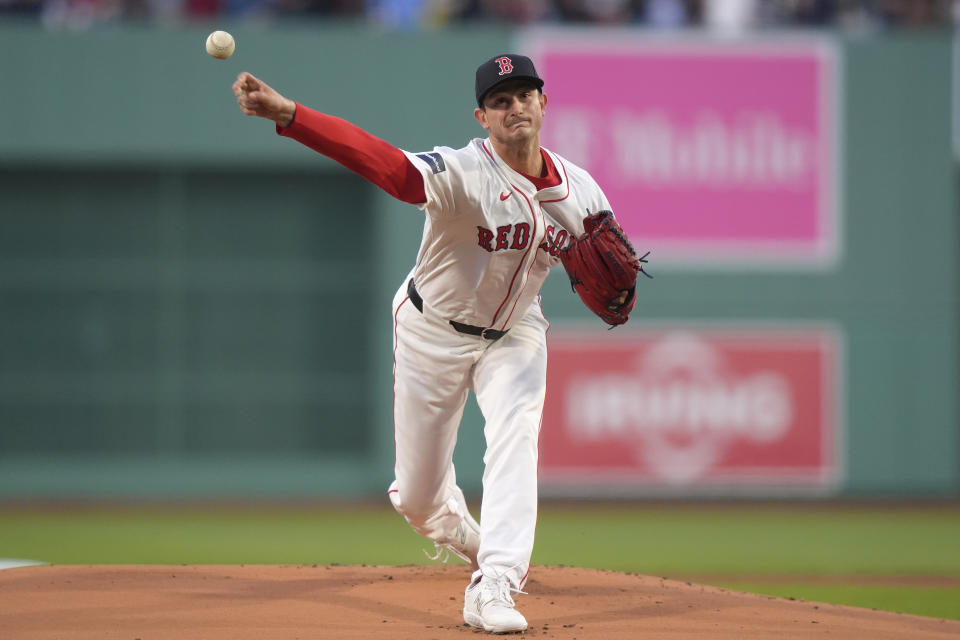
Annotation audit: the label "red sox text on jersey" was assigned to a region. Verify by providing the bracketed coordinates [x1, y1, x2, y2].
[476, 223, 573, 256]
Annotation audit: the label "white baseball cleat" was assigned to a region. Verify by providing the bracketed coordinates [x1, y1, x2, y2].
[462, 574, 528, 634]
[444, 520, 480, 570]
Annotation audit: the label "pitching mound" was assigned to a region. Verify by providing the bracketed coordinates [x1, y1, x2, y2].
[1, 564, 957, 639]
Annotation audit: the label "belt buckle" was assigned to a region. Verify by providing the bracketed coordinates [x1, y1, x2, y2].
[481, 328, 496, 340]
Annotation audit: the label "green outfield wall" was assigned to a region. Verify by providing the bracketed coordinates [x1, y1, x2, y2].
[0, 23, 956, 499]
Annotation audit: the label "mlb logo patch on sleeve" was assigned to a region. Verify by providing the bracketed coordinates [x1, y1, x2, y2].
[416, 152, 447, 174]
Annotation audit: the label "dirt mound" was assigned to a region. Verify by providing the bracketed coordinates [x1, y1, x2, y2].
[1, 564, 957, 639]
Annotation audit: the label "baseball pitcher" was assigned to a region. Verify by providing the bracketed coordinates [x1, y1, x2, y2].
[232, 53, 646, 634]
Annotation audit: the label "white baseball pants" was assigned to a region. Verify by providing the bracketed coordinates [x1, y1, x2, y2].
[388, 279, 548, 589]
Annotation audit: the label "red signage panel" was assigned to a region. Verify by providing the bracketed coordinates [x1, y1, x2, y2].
[541, 327, 841, 492]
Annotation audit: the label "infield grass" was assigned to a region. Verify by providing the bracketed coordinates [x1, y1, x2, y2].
[1, 502, 957, 620]
[710, 583, 960, 621]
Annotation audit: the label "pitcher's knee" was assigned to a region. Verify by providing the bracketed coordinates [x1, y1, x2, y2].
[388, 482, 477, 543]
[387, 483, 440, 531]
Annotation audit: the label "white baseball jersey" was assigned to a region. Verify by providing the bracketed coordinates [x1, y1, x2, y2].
[402, 138, 611, 331]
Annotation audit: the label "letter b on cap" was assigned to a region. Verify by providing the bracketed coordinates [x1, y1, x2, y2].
[495, 56, 514, 76]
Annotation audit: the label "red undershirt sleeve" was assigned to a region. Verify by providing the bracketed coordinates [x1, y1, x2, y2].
[276, 103, 427, 205]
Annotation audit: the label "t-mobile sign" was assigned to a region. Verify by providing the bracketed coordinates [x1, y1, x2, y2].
[527, 34, 839, 268]
[540, 327, 842, 493]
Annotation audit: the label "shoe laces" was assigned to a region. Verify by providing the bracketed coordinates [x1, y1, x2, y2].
[423, 543, 452, 563]
[477, 564, 528, 606]
[482, 575, 517, 606]
[423, 522, 475, 565]
[424, 542, 473, 566]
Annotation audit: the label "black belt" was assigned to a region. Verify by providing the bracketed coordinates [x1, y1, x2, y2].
[407, 279, 509, 341]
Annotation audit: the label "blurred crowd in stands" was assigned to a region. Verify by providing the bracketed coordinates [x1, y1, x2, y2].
[0, 0, 955, 31]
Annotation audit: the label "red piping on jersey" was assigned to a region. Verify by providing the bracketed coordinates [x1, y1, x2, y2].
[501, 185, 547, 330]
[503, 157, 569, 327]
[488, 182, 538, 329]
[481, 141, 565, 329]
[500, 191, 547, 331]
[499, 157, 569, 327]
[481, 141, 539, 329]
[481, 140, 496, 163]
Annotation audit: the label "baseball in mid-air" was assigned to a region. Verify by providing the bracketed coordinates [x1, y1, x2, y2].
[205, 30, 235, 60]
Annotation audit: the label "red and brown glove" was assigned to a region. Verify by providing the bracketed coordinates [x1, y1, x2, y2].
[559, 210, 650, 326]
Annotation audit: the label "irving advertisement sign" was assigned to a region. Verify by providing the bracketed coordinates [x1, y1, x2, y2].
[540, 327, 842, 494]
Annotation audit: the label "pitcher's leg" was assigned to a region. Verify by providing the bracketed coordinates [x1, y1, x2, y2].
[471, 308, 548, 588]
[389, 296, 481, 554]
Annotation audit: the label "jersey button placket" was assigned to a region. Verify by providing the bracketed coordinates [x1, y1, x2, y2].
[498, 193, 547, 331]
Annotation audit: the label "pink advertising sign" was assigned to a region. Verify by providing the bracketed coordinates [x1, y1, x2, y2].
[527, 35, 839, 267]
[539, 327, 842, 493]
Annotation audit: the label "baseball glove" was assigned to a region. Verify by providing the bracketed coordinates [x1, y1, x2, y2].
[559, 210, 650, 326]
